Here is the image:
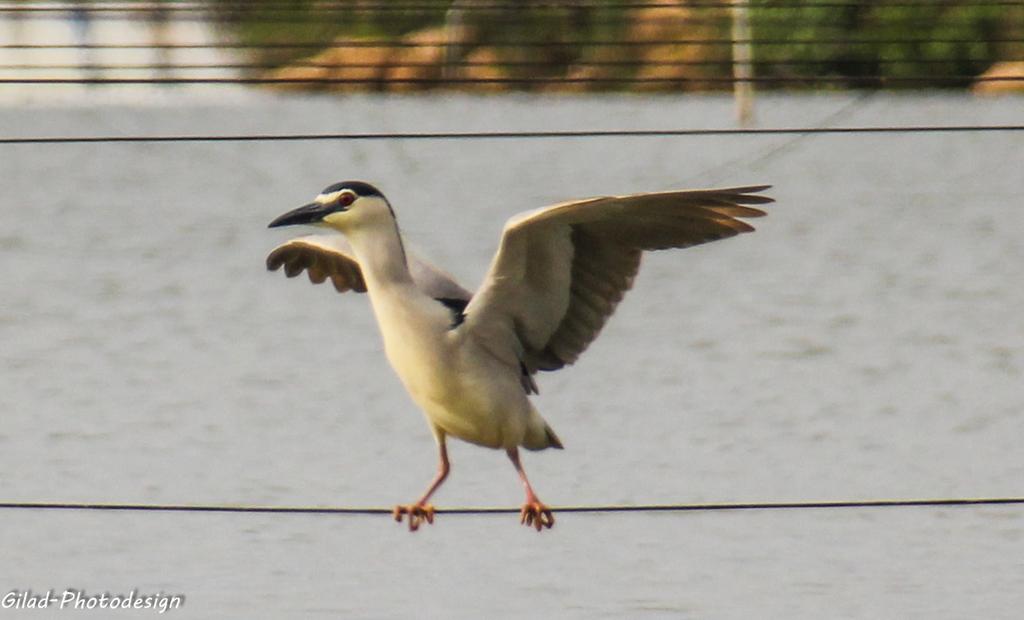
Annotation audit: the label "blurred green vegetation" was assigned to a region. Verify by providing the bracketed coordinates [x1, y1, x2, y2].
[750, 3, 1022, 87]
[206, 0, 636, 73]
[206, 0, 1023, 89]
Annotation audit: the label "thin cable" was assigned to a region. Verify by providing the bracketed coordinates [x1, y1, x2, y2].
[3, 125, 1022, 146]
[2, 1, 1021, 10]
[4, 12, 1015, 27]
[1, 75, 1018, 86]
[685, 90, 876, 186]
[3, 36, 1023, 49]
[4, 57, 1020, 71]
[1, 497, 1022, 516]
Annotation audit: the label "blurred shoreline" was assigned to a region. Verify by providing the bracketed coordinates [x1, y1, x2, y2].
[1, 2, 1022, 99]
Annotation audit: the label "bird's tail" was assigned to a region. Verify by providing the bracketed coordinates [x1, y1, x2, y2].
[523, 406, 564, 451]
[543, 423, 564, 450]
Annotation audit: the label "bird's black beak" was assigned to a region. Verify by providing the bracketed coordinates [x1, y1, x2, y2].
[268, 202, 333, 228]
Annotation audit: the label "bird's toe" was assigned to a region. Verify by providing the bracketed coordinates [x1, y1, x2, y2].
[519, 502, 555, 531]
[393, 503, 435, 532]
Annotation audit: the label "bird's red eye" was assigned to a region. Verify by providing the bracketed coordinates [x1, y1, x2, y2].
[338, 192, 355, 208]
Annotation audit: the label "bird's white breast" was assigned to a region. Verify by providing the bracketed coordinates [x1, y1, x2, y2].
[367, 282, 529, 448]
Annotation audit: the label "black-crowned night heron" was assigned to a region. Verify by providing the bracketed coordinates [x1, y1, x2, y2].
[267, 181, 771, 531]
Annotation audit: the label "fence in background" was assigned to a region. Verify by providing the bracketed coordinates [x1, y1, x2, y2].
[2, 1, 1022, 94]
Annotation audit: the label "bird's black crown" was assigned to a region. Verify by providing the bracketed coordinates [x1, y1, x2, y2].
[321, 180, 384, 198]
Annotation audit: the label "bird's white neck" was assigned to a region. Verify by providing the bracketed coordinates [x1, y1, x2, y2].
[344, 220, 415, 291]
[340, 212, 453, 398]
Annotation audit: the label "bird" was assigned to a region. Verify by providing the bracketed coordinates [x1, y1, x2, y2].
[266, 180, 771, 531]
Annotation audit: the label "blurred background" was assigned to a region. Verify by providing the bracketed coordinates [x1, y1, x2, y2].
[1, 0, 1022, 97]
[1, 2, 1023, 619]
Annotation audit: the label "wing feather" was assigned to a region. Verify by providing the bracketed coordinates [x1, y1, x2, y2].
[268, 235, 367, 293]
[462, 186, 771, 374]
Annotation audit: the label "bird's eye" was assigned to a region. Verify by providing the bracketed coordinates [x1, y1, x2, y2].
[338, 192, 355, 208]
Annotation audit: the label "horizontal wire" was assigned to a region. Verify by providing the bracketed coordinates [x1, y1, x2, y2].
[4, 57, 1019, 71]
[1, 75, 1018, 86]
[3, 125, 1022, 146]
[1, 497, 1022, 516]
[5, 13, 1018, 27]
[3, 1, 1021, 10]
[3, 36, 1023, 49]
[10, 16, 965, 30]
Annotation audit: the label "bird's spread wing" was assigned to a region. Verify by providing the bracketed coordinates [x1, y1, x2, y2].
[267, 235, 366, 293]
[266, 234, 471, 301]
[461, 186, 772, 374]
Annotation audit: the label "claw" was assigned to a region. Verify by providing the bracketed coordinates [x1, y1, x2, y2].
[519, 502, 555, 531]
[392, 504, 435, 532]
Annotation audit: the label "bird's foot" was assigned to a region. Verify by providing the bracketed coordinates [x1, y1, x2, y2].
[519, 501, 555, 531]
[393, 503, 435, 532]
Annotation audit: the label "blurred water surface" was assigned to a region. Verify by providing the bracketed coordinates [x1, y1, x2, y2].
[0, 91, 1022, 619]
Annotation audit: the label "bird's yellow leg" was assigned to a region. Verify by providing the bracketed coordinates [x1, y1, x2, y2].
[393, 437, 449, 532]
[507, 447, 555, 531]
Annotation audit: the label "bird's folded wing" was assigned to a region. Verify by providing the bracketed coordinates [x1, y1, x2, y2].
[266, 234, 471, 301]
[461, 186, 772, 373]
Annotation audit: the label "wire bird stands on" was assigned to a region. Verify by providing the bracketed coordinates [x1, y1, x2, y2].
[2, 125, 1022, 146]
[1, 497, 1023, 517]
